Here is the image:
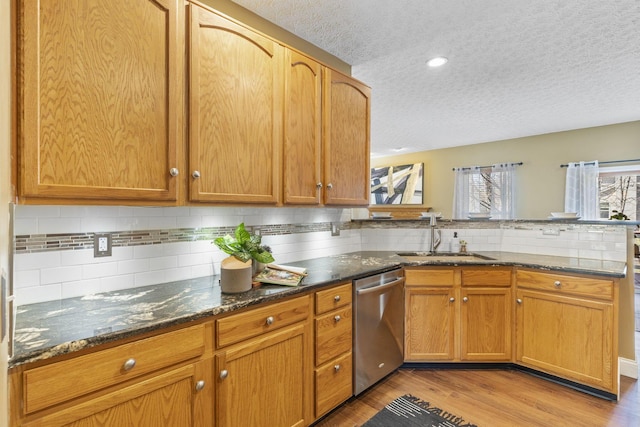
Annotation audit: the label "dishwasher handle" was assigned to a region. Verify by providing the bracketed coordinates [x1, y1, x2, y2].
[356, 277, 405, 295]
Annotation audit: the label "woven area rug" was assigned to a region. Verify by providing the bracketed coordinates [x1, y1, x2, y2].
[362, 394, 477, 427]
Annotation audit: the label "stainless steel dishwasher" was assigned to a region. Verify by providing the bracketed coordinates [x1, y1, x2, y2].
[353, 267, 404, 395]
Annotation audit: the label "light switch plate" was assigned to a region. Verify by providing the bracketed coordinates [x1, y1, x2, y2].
[94, 233, 112, 257]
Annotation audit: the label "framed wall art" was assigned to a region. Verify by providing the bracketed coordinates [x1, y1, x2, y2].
[370, 162, 423, 205]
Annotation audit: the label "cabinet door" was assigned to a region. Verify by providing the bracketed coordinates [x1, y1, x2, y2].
[216, 324, 309, 427]
[405, 287, 456, 361]
[22, 362, 212, 427]
[322, 69, 370, 206]
[516, 289, 615, 392]
[460, 287, 511, 361]
[19, 0, 181, 202]
[283, 50, 322, 205]
[188, 5, 282, 204]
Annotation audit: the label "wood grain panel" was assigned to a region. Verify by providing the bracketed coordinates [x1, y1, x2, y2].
[462, 267, 512, 287]
[315, 282, 352, 315]
[216, 295, 310, 348]
[315, 352, 353, 418]
[216, 324, 307, 427]
[23, 365, 198, 427]
[283, 50, 322, 205]
[404, 287, 456, 360]
[20, 0, 180, 201]
[315, 306, 352, 366]
[23, 324, 205, 414]
[188, 4, 282, 204]
[460, 287, 512, 361]
[405, 268, 455, 286]
[516, 269, 613, 300]
[516, 289, 614, 391]
[322, 69, 370, 206]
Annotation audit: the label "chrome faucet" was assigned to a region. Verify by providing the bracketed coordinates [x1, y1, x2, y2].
[429, 215, 441, 253]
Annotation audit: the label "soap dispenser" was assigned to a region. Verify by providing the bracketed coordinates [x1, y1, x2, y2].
[450, 232, 460, 253]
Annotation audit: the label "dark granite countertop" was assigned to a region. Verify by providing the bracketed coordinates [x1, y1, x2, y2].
[10, 251, 626, 368]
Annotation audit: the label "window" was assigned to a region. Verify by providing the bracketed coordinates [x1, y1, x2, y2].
[598, 165, 639, 220]
[452, 163, 517, 219]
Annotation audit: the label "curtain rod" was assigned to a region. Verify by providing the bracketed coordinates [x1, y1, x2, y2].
[560, 158, 640, 168]
[452, 162, 523, 171]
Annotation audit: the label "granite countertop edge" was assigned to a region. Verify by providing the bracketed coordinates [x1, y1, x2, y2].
[9, 251, 626, 368]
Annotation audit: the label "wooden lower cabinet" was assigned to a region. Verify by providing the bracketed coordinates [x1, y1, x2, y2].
[515, 269, 618, 395]
[404, 267, 512, 362]
[10, 324, 214, 427]
[405, 286, 456, 360]
[313, 282, 353, 419]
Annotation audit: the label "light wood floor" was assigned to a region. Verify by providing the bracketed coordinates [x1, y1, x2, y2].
[314, 367, 639, 427]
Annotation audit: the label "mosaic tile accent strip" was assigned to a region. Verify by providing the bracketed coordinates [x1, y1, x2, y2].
[14, 222, 354, 254]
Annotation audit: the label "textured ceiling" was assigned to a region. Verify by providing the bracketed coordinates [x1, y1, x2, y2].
[231, 0, 640, 156]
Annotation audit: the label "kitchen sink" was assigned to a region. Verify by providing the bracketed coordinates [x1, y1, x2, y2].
[396, 252, 495, 262]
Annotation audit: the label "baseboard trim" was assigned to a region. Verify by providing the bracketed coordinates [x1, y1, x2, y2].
[619, 357, 638, 379]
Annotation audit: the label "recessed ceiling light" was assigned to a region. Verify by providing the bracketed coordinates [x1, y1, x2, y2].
[427, 56, 448, 67]
[392, 147, 407, 152]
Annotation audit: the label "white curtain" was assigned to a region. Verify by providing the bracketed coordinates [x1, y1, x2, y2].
[490, 163, 517, 219]
[564, 161, 599, 219]
[452, 167, 480, 219]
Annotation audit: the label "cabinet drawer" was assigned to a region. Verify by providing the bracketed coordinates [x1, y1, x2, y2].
[462, 267, 512, 287]
[315, 306, 352, 366]
[23, 324, 206, 414]
[316, 282, 352, 315]
[405, 268, 455, 286]
[315, 352, 353, 417]
[216, 295, 310, 348]
[516, 270, 613, 300]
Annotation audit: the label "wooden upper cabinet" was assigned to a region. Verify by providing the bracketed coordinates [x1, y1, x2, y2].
[188, 4, 283, 204]
[322, 69, 371, 206]
[283, 50, 323, 205]
[18, 0, 182, 203]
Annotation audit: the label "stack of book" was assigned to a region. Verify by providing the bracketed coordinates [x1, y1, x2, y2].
[254, 264, 307, 287]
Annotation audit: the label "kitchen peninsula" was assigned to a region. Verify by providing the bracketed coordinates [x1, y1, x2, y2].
[9, 250, 625, 426]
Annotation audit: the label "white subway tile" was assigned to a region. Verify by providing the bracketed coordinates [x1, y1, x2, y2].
[41, 266, 82, 285]
[38, 218, 82, 234]
[15, 284, 62, 305]
[100, 274, 136, 293]
[14, 252, 61, 271]
[13, 270, 40, 288]
[134, 267, 191, 287]
[62, 279, 101, 299]
[14, 218, 38, 235]
[149, 256, 178, 271]
[82, 262, 118, 280]
[15, 205, 61, 218]
[118, 259, 150, 275]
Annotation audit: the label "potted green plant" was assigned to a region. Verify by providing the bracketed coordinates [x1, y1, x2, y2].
[214, 223, 275, 293]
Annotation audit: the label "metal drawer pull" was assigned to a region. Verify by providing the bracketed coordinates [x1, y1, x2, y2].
[169, 168, 179, 177]
[334, 364, 341, 372]
[463, 297, 468, 302]
[192, 170, 201, 179]
[266, 316, 274, 325]
[554, 280, 561, 287]
[517, 298, 523, 304]
[220, 370, 228, 380]
[195, 380, 205, 391]
[449, 297, 455, 302]
[334, 315, 341, 322]
[334, 295, 341, 302]
[316, 182, 323, 189]
[123, 358, 136, 371]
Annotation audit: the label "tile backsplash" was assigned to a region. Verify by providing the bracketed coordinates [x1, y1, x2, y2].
[13, 205, 630, 305]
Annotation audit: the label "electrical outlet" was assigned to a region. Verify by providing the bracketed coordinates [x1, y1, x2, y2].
[94, 233, 112, 257]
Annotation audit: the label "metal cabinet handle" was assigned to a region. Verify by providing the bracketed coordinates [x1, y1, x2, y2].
[192, 170, 201, 179]
[266, 316, 274, 325]
[449, 297, 455, 302]
[169, 168, 179, 177]
[334, 364, 341, 372]
[123, 358, 136, 371]
[316, 182, 323, 189]
[516, 298, 523, 304]
[220, 370, 228, 380]
[463, 297, 468, 302]
[195, 380, 205, 391]
[334, 315, 341, 322]
[554, 280, 561, 287]
[334, 295, 341, 302]
[326, 183, 333, 190]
